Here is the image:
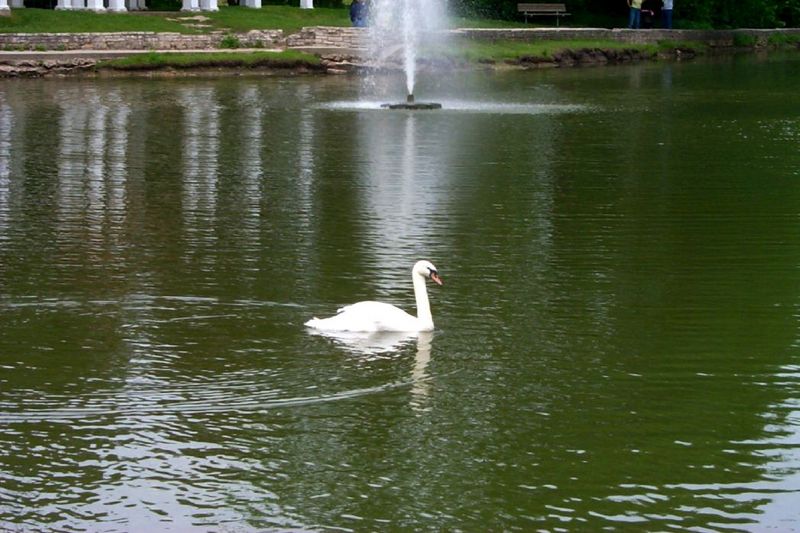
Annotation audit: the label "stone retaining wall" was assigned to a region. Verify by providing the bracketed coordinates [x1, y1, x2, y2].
[1, 27, 799, 53]
[453, 27, 800, 47]
[285, 26, 800, 50]
[285, 26, 366, 50]
[0, 30, 283, 51]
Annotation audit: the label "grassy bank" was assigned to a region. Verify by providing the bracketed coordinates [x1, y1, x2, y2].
[446, 39, 656, 62]
[433, 39, 704, 64]
[93, 40, 698, 74]
[96, 49, 322, 70]
[90, 40, 700, 76]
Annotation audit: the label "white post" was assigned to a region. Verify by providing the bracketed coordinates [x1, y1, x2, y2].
[55, 0, 73, 9]
[0, 0, 8, 16]
[243, 0, 260, 8]
[198, 0, 216, 11]
[300, 0, 312, 8]
[9, 0, 24, 9]
[181, 0, 198, 10]
[108, 0, 127, 11]
[86, 0, 105, 11]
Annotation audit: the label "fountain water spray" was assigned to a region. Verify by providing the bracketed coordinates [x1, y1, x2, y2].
[368, 0, 446, 109]
[401, 0, 417, 97]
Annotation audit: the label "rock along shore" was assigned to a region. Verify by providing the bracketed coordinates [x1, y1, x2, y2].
[0, 26, 799, 78]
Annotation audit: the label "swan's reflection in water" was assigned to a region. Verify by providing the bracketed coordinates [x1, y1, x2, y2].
[409, 331, 433, 412]
[308, 330, 434, 412]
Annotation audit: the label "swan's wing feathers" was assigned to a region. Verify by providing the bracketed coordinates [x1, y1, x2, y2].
[308, 301, 418, 332]
[338, 301, 404, 324]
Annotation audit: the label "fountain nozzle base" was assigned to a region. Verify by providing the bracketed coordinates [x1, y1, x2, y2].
[380, 94, 442, 110]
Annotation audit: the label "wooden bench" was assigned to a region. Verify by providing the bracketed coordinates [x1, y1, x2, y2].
[517, 3, 571, 26]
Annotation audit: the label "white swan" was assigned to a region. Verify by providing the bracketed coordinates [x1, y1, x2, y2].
[305, 260, 443, 332]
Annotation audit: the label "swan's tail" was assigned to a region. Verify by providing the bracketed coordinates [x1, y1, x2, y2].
[305, 317, 322, 328]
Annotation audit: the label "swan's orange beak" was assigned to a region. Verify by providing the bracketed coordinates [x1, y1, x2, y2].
[430, 272, 443, 286]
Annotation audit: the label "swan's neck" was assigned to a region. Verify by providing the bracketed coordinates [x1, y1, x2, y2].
[412, 272, 433, 329]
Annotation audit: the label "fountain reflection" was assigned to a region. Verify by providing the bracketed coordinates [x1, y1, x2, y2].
[356, 111, 450, 293]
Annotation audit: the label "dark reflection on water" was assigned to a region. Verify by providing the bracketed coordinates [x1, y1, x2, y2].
[1, 55, 800, 531]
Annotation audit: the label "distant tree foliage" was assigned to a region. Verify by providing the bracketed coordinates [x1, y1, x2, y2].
[450, 0, 800, 27]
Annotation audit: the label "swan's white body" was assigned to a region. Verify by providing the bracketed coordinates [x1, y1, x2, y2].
[305, 260, 443, 333]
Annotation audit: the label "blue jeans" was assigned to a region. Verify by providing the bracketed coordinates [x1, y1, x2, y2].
[662, 9, 673, 29]
[628, 7, 640, 29]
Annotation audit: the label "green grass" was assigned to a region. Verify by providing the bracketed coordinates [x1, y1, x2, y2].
[767, 32, 800, 46]
[0, 5, 350, 34]
[0, 8, 195, 33]
[436, 39, 660, 63]
[0, 6, 559, 35]
[656, 39, 706, 52]
[733, 33, 757, 47]
[206, 5, 349, 32]
[221, 9, 565, 31]
[97, 49, 322, 69]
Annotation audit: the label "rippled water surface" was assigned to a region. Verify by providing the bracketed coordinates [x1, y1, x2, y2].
[1, 54, 800, 531]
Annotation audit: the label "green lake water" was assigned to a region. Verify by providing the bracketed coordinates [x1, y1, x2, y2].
[1, 53, 799, 531]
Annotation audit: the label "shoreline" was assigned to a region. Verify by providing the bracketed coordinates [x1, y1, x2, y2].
[0, 26, 798, 78]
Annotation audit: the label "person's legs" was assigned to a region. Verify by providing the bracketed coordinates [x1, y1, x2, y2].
[628, 7, 641, 28]
[662, 9, 672, 28]
[628, 7, 636, 28]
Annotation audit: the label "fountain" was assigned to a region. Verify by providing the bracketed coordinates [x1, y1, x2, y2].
[380, 94, 442, 110]
[368, 0, 445, 110]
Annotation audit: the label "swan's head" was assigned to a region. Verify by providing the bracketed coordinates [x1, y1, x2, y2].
[413, 260, 443, 286]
